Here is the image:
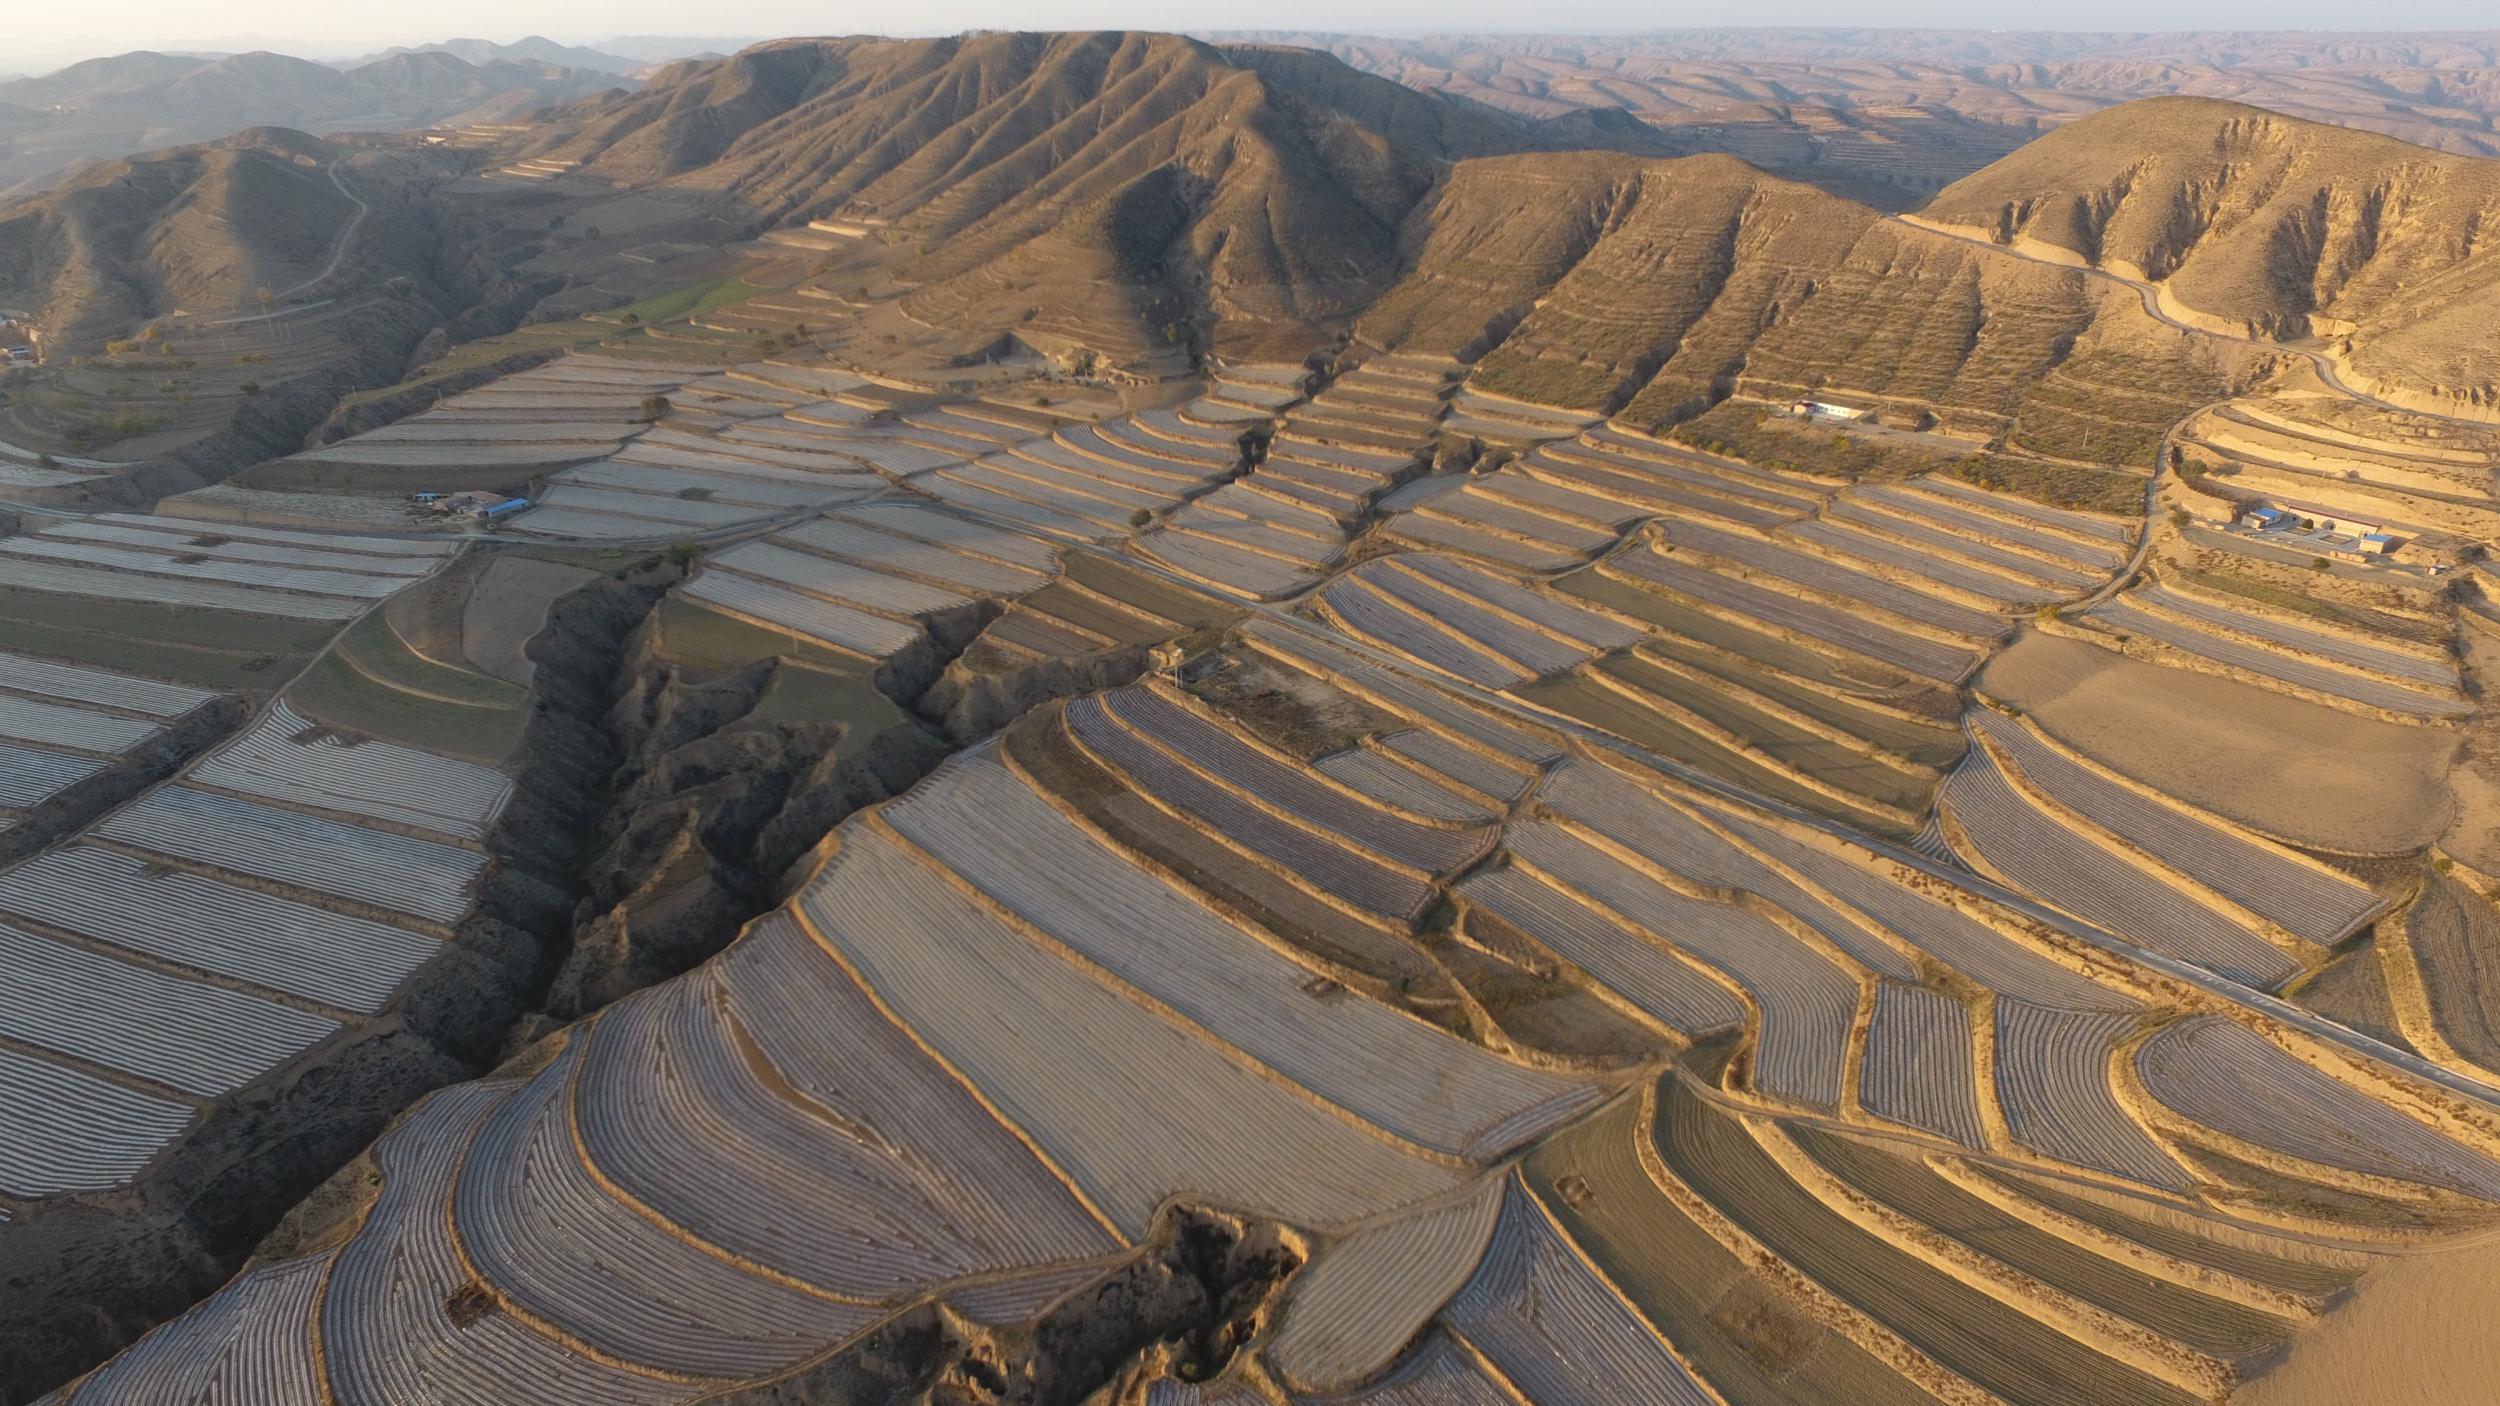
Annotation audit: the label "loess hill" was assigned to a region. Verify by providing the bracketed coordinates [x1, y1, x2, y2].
[513, 32, 1613, 362]
[13, 31, 2500, 1406]
[1920, 96, 2500, 417]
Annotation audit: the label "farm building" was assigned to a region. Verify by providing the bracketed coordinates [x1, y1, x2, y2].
[1793, 396, 1873, 421]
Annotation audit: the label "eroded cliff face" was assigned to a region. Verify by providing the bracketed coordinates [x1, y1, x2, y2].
[708, 1210, 1305, 1406]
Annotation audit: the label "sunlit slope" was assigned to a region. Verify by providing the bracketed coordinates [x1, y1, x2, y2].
[1920, 97, 2500, 416]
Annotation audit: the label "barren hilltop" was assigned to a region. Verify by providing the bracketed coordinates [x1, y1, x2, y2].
[3, 27, 2500, 1406]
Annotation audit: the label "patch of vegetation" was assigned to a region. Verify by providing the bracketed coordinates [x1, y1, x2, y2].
[0, 587, 333, 688]
[1938, 455, 2145, 516]
[1469, 350, 1621, 413]
[290, 651, 527, 762]
[602, 275, 769, 326]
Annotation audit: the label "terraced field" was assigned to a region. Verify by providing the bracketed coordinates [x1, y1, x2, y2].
[0, 656, 509, 1200]
[2080, 581, 2470, 720]
[20, 135, 2500, 1406]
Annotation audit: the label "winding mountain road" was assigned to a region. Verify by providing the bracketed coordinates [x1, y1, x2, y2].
[1893, 214, 2492, 427]
[204, 160, 370, 325]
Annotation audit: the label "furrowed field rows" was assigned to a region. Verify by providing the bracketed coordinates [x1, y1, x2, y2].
[944, 1261, 1123, 1327]
[1103, 686, 1491, 873]
[1319, 574, 1533, 687]
[0, 693, 156, 754]
[1995, 1000, 2188, 1189]
[1381, 728, 1540, 802]
[1659, 518, 2005, 639]
[1860, 981, 1987, 1147]
[53, 1251, 326, 1404]
[1705, 805, 2134, 1009]
[846, 499, 1060, 570]
[0, 650, 214, 715]
[719, 911, 1120, 1256]
[558, 461, 865, 509]
[455, 1044, 878, 1378]
[2137, 1017, 2500, 1197]
[0, 1046, 195, 1197]
[1476, 467, 1654, 531]
[194, 703, 513, 840]
[1828, 496, 2106, 586]
[1943, 742, 2308, 987]
[0, 745, 101, 807]
[901, 409, 1031, 446]
[1605, 545, 1977, 680]
[1526, 1090, 1942, 1406]
[505, 506, 681, 539]
[1384, 512, 1586, 571]
[0, 920, 337, 1097]
[1793, 1129, 2303, 1362]
[1543, 763, 1918, 980]
[1303, 1331, 1517, 1405]
[92, 513, 454, 559]
[0, 557, 373, 618]
[1240, 619, 1563, 768]
[321, 1083, 688, 1405]
[684, 570, 922, 658]
[1865, 482, 2132, 566]
[0, 847, 439, 1012]
[1064, 694, 1437, 921]
[96, 786, 484, 926]
[917, 475, 1104, 538]
[2401, 875, 2500, 1074]
[1790, 517, 2058, 603]
[1585, 424, 1835, 495]
[887, 751, 1594, 1157]
[284, 440, 603, 468]
[1970, 710, 2381, 945]
[2084, 596, 2470, 718]
[1141, 529, 1319, 599]
[1656, 1079, 2202, 1406]
[1017, 439, 1203, 495]
[1508, 821, 1856, 1108]
[538, 484, 769, 527]
[1270, 437, 1411, 475]
[1459, 864, 1749, 1038]
[613, 439, 882, 482]
[710, 542, 973, 617]
[1522, 450, 1794, 530]
[800, 825, 1467, 1235]
[1446, 1175, 1720, 1406]
[0, 537, 407, 598]
[1372, 556, 1630, 675]
[1097, 417, 1237, 467]
[580, 952, 1114, 1300]
[1137, 407, 1246, 447]
[1267, 1176, 1506, 1392]
[1400, 488, 1619, 558]
[778, 515, 1051, 594]
[940, 457, 1162, 522]
[1909, 476, 2135, 543]
[1314, 745, 1494, 822]
[2135, 583, 2456, 687]
[357, 419, 635, 444]
[1544, 437, 1824, 516]
[43, 523, 444, 577]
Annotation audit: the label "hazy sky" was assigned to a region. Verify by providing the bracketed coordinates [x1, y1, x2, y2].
[10, 2, 2500, 71]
